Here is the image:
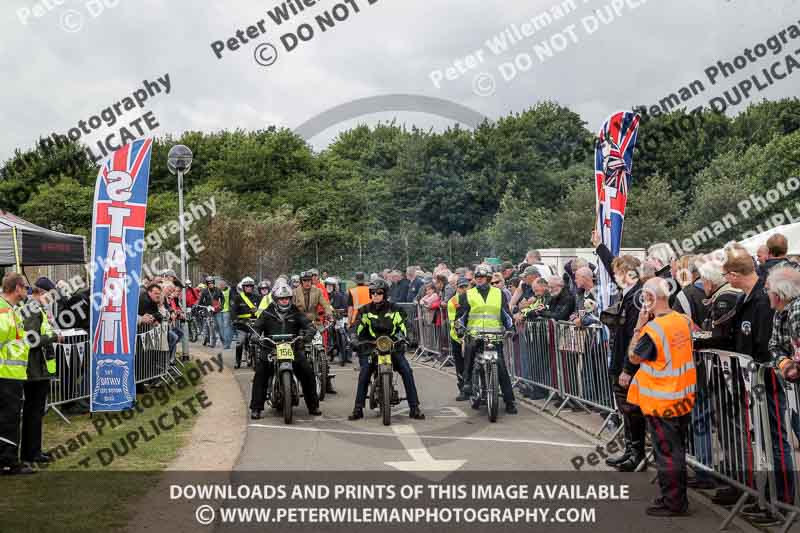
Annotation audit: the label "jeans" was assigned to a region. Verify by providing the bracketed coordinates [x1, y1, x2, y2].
[168, 326, 183, 360]
[214, 312, 232, 349]
[354, 350, 419, 409]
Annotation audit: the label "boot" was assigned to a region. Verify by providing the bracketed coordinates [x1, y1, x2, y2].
[606, 421, 632, 468]
[605, 443, 632, 468]
[250, 409, 262, 420]
[505, 403, 518, 414]
[409, 407, 426, 420]
[348, 408, 364, 421]
[617, 440, 646, 472]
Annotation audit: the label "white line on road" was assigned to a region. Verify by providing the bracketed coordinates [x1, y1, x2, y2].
[248, 423, 595, 448]
[384, 425, 466, 472]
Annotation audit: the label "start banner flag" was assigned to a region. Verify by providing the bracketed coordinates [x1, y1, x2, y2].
[89, 138, 153, 412]
[594, 112, 640, 311]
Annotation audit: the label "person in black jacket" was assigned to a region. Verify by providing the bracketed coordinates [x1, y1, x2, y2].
[20, 283, 61, 466]
[231, 277, 259, 369]
[538, 276, 575, 321]
[137, 284, 164, 326]
[694, 245, 786, 513]
[671, 255, 708, 326]
[324, 278, 348, 311]
[248, 284, 319, 420]
[592, 230, 646, 471]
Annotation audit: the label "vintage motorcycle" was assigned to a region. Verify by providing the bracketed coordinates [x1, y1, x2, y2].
[256, 333, 305, 424]
[467, 331, 504, 422]
[307, 326, 329, 402]
[362, 335, 403, 426]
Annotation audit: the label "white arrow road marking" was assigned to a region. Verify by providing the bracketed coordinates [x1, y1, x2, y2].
[247, 423, 595, 448]
[435, 406, 467, 418]
[384, 425, 467, 472]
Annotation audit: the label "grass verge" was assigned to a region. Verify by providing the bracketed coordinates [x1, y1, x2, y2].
[1, 361, 206, 533]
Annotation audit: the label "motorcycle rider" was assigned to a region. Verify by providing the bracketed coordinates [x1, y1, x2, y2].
[311, 269, 330, 302]
[249, 283, 320, 420]
[231, 277, 259, 369]
[348, 279, 425, 421]
[325, 277, 348, 310]
[256, 280, 272, 318]
[294, 271, 334, 326]
[198, 276, 222, 347]
[456, 265, 518, 414]
[325, 277, 350, 364]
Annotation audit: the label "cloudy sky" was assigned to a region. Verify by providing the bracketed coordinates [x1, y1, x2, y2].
[2, 0, 799, 163]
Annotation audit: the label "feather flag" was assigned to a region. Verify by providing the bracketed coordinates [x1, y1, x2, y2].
[89, 138, 152, 412]
[595, 111, 640, 311]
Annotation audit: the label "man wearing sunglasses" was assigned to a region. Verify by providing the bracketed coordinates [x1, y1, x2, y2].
[349, 279, 425, 421]
[455, 265, 518, 414]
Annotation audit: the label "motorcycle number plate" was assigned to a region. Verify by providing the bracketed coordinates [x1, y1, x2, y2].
[276, 343, 295, 360]
[378, 354, 392, 366]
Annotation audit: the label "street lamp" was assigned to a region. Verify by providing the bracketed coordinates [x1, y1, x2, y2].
[168, 144, 193, 360]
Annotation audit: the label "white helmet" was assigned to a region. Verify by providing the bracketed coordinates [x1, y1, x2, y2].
[240, 276, 255, 287]
[272, 284, 293, 312]
[324, 277, 338, 286]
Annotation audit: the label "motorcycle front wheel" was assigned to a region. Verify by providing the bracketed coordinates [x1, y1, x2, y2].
[281, 372, 293, 424]
[381, 372, 392, 426]
[487, 361, 499, 423]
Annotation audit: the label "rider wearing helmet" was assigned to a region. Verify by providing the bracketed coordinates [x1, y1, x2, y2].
[290, 275, 301, 289]
[455, 265, 517, 413]
[250, 284, 320, 419]
[324, 277, 347, 310]
[349, 279, 425, 421]
[293, 271, 334, 327]
[255, 280, 272, 318]
[231, 276, 259, 368]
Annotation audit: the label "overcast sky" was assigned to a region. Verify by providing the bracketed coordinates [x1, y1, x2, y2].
[2, 0, 799, 164]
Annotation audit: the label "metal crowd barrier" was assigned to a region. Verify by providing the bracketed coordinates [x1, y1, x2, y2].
[503, 318, 618, 437]
[397, 303, 420, 348]
[685, 350, 800, 530]
[46, 329, 91, 422]
[46, 322, 179, 422]
[410, 305, 453, 370]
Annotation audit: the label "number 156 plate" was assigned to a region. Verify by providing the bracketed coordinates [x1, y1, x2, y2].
[276, 343, 295, 360]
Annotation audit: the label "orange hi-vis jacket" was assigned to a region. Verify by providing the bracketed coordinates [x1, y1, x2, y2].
[627, 311, 697, 417]
[348, 285, 371, 325]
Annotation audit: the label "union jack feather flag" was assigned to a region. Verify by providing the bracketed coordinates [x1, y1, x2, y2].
[595, 112, 640, 311]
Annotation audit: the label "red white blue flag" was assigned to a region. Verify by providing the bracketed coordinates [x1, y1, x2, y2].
[595, 112, 640, 310]
[89, 138, 153, 412]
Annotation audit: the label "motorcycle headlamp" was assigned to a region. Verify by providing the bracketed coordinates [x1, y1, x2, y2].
[376, 336, 394, 352]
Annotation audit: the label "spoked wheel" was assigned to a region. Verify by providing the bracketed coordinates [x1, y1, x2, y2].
[381, 372, 392, 426]
[487, 361, 499, 423]
[281, 372, 293, 424]
[318, 352, 328, 402]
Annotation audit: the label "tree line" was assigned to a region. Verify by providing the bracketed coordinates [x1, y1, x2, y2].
[1, 98, 799, 281]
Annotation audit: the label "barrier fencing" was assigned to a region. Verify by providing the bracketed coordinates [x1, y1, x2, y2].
[46, 322, 182, 423]
[410, 308, 800, 529]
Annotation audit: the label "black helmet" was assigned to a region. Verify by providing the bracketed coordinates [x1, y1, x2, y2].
[368, 279, 390, 294]
[300, 271, 313, 281]
[354, 271, 367, 284]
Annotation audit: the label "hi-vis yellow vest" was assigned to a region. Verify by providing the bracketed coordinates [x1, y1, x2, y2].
[0, 297, 29, 380]
[256, 294, 272, 317]
[447, 295, 459, 341]
[39, 309, 56, 375]
[237, 292, 257, 318]
[466, 287, 503, 333]
[627, 311, 696, 417]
